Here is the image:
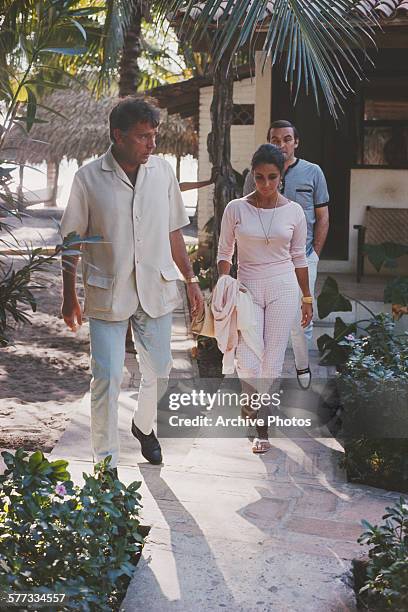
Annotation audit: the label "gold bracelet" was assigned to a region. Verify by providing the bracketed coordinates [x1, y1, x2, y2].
[185, 275, 200, 284]
[302, 296, 313, 304]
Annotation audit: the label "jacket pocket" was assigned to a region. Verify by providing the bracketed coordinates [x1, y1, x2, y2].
[160, 266, 181, 308]
[160, 266, 179, 281]
[86, 274, 114, 311]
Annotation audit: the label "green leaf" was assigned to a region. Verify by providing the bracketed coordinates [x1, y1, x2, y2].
[29, 451, 44, 471]
[50, 460, 69, 470]
[14, 116, 48, 124]
[333, 317, 356, 341]
[25, 80, 68, 90]
[317, 276, 353, 319]
[70, 19, 87, 42]
[364, 242, 408, 273]
[316, 332, 333, 354]
[360, 518, 374, 531]
[384, 277, 408, 305]
[25, 87, 37, 132]
[127, 481, 142, 493]
[68, 7, 104, 17]
[1, 451, 16, 469]
[317, 318, 356, 366]
[41, 47, 88, 56]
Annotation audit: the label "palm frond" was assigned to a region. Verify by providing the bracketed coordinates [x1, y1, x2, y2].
[158, 0, 378, 119]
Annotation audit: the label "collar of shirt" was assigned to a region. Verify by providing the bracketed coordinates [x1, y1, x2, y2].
[281, 157, 300, 193]
[101, 146, 155, 189]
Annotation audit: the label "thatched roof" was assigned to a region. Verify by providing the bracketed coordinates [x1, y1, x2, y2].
[3, 88, 198, 165]
[171, 0, 408, 24]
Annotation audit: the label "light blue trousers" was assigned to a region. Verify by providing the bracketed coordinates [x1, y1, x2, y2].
[290, 249, 319, 371]
[89, 305, 172, 467]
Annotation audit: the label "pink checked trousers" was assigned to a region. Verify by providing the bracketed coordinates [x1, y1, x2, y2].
[236, 271, 300, 383]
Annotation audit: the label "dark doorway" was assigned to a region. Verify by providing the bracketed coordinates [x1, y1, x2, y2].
[271, 65, 355, 260]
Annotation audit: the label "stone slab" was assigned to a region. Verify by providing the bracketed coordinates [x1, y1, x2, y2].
[121, 533, 357, 612]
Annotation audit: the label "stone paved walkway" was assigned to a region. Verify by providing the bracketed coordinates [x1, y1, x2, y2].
[49, 283, 403, 612]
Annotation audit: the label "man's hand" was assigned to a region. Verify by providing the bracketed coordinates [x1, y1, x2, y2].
[62, 295, 83, 332]
[186, 283, 204, 319]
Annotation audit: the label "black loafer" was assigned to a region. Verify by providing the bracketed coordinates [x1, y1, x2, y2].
[131, 421, 162, 465]
[296, 367, 312, 390]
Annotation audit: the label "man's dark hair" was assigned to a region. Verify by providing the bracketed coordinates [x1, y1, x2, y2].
[109, 97, 160, 142]
[267, 120, 299, 142]
[251, 144, 285, 174]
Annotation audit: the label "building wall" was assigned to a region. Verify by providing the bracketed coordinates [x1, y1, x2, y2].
[197, 78, 256, 246]
[319, 168, 408, 275]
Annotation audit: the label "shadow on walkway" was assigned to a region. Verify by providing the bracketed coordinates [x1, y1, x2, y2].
[122, 464, 239, 611]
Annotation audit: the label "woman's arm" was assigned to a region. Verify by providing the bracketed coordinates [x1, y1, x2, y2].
[291, 207, 312, 327]
[216, 203, 236, 279]
[295, 267, 313, 328]
[295, 266, 310, 297]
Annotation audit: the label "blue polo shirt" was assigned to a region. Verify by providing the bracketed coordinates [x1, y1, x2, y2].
[243, 158, 329, 256]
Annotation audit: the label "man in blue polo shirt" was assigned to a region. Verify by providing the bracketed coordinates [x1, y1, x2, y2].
[243, 120, 330, 389]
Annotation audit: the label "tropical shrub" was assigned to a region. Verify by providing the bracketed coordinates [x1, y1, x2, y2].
[337, 315, 408, 492]
[0, 0, 101, 345]
[356, 497, 408, 611]
[0, 450, 145, 611]
[0, 231, 101, 346]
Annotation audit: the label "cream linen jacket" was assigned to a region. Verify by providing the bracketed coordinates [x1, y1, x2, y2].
[60, 148, 190, 320]
[211, 276, 263, 374]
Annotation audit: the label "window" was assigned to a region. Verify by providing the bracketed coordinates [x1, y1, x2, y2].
[231, 104, 254, 126]
[359, 79, 408, 168]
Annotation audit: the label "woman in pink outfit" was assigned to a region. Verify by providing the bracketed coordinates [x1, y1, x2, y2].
[217, 144, 312, 453]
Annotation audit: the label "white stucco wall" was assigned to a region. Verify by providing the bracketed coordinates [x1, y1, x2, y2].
[319, 168, 408, 275]
[197, 77, 256, 244]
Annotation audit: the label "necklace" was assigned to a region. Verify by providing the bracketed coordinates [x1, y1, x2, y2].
[255, 191, 279, 245]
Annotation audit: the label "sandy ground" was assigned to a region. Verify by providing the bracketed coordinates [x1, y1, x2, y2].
[0, 251, 91, 453]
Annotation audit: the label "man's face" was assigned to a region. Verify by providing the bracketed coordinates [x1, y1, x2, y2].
[268, 127, 299, 162]
[113, 121, 158, 165]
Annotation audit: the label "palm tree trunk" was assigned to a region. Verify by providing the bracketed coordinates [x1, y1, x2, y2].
[46, 161, 59, 207]
[17, 164, 24, 211]
[207, 55, 239, 286]
[119, 6, 143, 97]
[176, 155, 181, 181]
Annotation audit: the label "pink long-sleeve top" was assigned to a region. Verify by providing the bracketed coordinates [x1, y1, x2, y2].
[217, 198, 307, 281]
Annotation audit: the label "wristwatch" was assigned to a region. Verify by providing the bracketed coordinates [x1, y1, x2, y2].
[302, 296, 313, 304]
[185, 275, 200, 284]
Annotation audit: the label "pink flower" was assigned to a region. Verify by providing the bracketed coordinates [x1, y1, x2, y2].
[55, 484, 67, 497]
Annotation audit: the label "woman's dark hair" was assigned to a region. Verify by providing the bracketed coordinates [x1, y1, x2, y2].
[109, 97, 160, 142]
[251, 144, 285, 174]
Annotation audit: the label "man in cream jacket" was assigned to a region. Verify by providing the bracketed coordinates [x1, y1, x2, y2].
[61, 98, 203, 472]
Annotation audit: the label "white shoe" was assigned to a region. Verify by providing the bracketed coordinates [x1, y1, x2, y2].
[296, 367, 311, 390]
[252, 438, 271, 454]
